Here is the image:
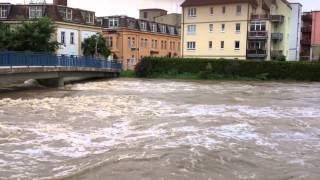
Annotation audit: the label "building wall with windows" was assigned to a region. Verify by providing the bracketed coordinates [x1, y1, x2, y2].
[0, 1, 101, 57]
[100, 15, 181, 70]
[181, 0, 300, 61]
[182, 3, 250, 59]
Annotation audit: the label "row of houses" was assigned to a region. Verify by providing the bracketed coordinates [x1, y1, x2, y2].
[0, 0, 181, 70]
[180, 0, 320, 61]
[1, 0, 320, 70]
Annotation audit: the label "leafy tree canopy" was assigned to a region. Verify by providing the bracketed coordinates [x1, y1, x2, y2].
[82, 34, 111, 59]
[0, 17, 59, 53]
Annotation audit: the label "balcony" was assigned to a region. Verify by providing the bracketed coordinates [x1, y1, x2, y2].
[247, 49, 267, 58]
[302, 13, 312, 22]
[248, 31, 268, 40]
[270, 15, 284, 23]
[300, 38, 311, 46]
[301, 25, 312, 33]
[251, 14, 269, 20]
[271, 33, 283, 41]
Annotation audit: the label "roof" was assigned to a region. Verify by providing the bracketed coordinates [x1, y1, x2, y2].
[181, 0, 258, 7]
[139, 8, 168, 12]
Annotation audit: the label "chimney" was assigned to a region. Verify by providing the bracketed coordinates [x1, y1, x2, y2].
[53, 0, 67, 6]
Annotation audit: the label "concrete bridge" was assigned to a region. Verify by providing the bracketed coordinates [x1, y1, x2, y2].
[0, 52, 122, 88]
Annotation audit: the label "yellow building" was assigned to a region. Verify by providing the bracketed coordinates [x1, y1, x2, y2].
[181, 0, 300, 61]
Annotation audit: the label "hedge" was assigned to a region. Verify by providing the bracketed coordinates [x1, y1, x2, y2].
[135, 57, 320, 81]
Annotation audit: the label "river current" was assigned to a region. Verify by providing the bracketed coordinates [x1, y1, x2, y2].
[0, 78, 320, 180]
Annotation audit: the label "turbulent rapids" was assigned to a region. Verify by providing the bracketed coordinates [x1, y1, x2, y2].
[0, 78, 320, 180]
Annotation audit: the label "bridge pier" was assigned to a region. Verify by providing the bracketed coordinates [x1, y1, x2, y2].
[37, 78, 64, 88]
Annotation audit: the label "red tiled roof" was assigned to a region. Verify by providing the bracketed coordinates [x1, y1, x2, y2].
[181, 0, 258, 7]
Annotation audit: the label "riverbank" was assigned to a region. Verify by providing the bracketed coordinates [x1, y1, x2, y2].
[133, 57, 320, 82]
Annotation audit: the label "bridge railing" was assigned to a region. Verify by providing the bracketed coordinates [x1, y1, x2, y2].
[0, 51, 122, 70]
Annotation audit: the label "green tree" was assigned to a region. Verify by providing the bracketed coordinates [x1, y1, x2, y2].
[0, 22, 12, 51]
[82, 34, 111, 58]
[0, 17, 59, 53]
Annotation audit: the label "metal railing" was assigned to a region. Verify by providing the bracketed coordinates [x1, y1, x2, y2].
[251, 14, 270, 20]
[0, 51, 122, 70]
[247, 49, 267, 58]
[270, 15, 284, 23]
[248, 31, 268, 39]
[271, 32, 283, 41]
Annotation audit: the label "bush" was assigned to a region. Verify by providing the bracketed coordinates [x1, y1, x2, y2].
[135, 57, 320, 81]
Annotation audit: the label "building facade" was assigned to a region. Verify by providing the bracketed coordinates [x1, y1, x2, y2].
[139, 8, 181, 27]
[100, 16, 181, 70]
[300, 11, 320, 60]
[0, 0, 101, 56]
[181, 0, 301, 61]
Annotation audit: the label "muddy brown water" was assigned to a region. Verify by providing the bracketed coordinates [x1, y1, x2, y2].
[0, 78, 320, 180]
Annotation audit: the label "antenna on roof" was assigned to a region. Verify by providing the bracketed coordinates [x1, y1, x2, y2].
[29, 0, 46, 4]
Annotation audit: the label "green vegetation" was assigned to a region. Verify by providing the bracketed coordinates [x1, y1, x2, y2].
[135, 57, 320, 81]
[82, 34, 111, 58]
[120, 70, 136, 78]
[0, 17, 59, 53]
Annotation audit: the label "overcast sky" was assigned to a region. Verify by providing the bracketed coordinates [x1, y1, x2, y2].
[1, 0, 318, 17]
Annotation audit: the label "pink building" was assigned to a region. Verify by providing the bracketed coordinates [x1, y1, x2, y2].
[301, 11, 320, 60]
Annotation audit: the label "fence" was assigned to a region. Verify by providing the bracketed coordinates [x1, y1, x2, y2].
[0, 51, 122, 70]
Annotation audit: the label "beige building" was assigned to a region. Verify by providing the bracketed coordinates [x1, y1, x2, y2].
[100, 15, 181, 70]
[181, 0, 301, 61]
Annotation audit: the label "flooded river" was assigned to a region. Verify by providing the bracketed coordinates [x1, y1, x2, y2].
[0, 78, 320, 180]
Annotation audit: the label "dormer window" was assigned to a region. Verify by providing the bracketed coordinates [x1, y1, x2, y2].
[161, 25, 166, 33]
[86, 12, 94, 23]
[29, 6, 43, 19]
[140, 22, 147, 31]
[109, 18, 119, 28]
[59, 7, 72, 21]
[151, 24, 157, 32]
[169, 27, 175, 35]
[0, 5, 8, 18]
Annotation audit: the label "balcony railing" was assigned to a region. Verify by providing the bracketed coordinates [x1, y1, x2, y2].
[248, 31, 268, 40]
[301, 25, 312, 33]
[270, 15, 284, 23]
[300, 39, 311, 45]
[251, 14, 269, 20]
[247, 49, 267, 58]
[302, 13, 312, 22]
[271, 33, 283, 41]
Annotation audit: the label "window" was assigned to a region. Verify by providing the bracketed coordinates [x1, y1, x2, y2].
[222, 6, 226, 14]
[221, 24, 225, 32]
[236, 5, 241, 15]
[187, 41, 196, 50]
[250, 22, 266, 31]
[170, 41, 173, 50]
[140, 22, 147, 31]
[151, 24, 157, 32]
[209, 24, 213, 32]
[188, 7, 197, 17]
[235, 41, 240, 50]
[169, 27, 175, 35]
[107, 36, 113, 48]
[66, 8, 72, 20]
[132, 37, 135, 47]
[145, 39, 148, 48]
[161, 25, 166, 33]
[143, 12, 148, 19]
[29, 6, 43, 19]
[86, 12, 94, 23]
[161, 41, 164, 49]
[109, 18, 119, 28]
[173, 42, 176, 51]
[209, 41, 213, 49]
[220, 41, 224, 49]
[164, 41, 167, 50]
[0, 5, 8, 18]
[152, 40, 155, 49]
[210, 7, 214, 15]
[128, 37, 131, 48]
[141, 38, 144, 47]
[155, 40, 158, 49]
[249, 41, 265, 49]
[61, 31, 65, 44]
[236, 23, 241, 33]
[70, 32, 74, 45]
[187, 25, 196, 34]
